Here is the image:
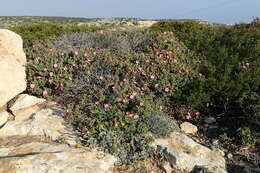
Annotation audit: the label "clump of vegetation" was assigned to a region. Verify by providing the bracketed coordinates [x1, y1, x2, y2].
[10, 23, 100, 47]
[16, 18, 259, 164]
[24, 28, 199, 163]
[150, 19, 260, 146]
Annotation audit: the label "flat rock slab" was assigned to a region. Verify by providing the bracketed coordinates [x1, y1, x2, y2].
[0, 101, 76, 144]
[10, 94, 46, 115]
[0, 141, 116, 173]
[151, 132, 227, 173]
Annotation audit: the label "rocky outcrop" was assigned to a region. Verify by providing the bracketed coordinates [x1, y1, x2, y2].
[0, 94, 116, 173]
[0, 29, 27, 108]
[152, 132, 227, 173]
[0, 141, 116, 173]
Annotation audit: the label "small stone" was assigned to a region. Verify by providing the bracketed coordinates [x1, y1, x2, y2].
[212, 139, 219, 145]
[180, 122, 198, 134]
[227, 153, 233, 160]
[162, 162, 172, 173]
[204, 117, 216, 124]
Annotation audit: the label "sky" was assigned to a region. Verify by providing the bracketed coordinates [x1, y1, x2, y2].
[0, 0, 259, 24]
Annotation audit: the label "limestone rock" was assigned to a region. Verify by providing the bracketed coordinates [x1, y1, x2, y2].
[204, 117, 216, 124]
[0, 55, 26, 107]
[0, 29, 26, 66]
[10, 94, 46, 115]
[180, 122, 198, 134]
[0, 101, 70, 141]
[151, 132, 227, 173]
[0, 141, 116, 173]
[0, 111, 11, 127]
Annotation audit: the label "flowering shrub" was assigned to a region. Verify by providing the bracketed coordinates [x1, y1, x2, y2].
[151, 19, 260, 146]
[25, 30, 200, 163]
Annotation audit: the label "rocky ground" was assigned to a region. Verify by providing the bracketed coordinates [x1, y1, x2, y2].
[0, 28, 258, 173]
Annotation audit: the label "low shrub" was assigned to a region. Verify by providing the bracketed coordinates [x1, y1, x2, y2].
[25, 30, 200, 163]
[151, 19, 260, 146]
[10, 23, 100, 47]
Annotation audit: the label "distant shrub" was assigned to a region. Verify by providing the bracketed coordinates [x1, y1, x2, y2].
[10, 23, 100, 47]
[52, 30, 156, 53]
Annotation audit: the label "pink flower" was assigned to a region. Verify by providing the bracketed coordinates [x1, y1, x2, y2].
[112, 86, 116, 90]
[53, 64, 58, 68]
[73, 51, 78, 56]
[130, 95, 135, 99]
[104, 104, 110, 108]
[150, 75, 156, 80]
[128, 113, 134, 118]
[112, 117, 118, 121]
[133, 114, 139, 119]
[43, 68, 48, 72]
[48, 79, 53, 84]
[140, 101, 144, 106]
[43, 90, 48, 95]
[49, 72, 54, 77]
[84, 53, 88, 57]
[30, 83, 35, 89]
[132, 92, 138, 96]
[69, 77, 73, 80]
[173, 58, 177, 63]
[195, 111, 200, 116]
[135, 61, 139, 64]
[123, 78, 128, 82]
[34, 56, 41, 63]
[186, 112, 192, 119]
[99, 76, 105, 80]
[116, 98, 123, 102]
[63, 66, 68, 71]
[122, 99, 127, 103]
[95, 101, 100, 105]
[164, 88, 170, 92]
[155, 84, 159, 88]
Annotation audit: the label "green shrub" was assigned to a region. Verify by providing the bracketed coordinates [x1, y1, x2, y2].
[151, 19, 260, 146]
[10, 23, 100, 47]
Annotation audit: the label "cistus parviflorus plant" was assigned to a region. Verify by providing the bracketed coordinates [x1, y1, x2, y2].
[25, 30, 201, 164]
[150, 19, 260, 146]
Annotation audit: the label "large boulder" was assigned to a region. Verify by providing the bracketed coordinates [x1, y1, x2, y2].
[0, 29, 26, 66]
[0, 29, 27, 108]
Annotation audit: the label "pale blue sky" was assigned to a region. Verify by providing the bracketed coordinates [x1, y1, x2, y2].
[1, 0, 259, 24]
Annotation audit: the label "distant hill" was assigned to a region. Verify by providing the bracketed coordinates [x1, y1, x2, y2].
[0, 16, 223, 29]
